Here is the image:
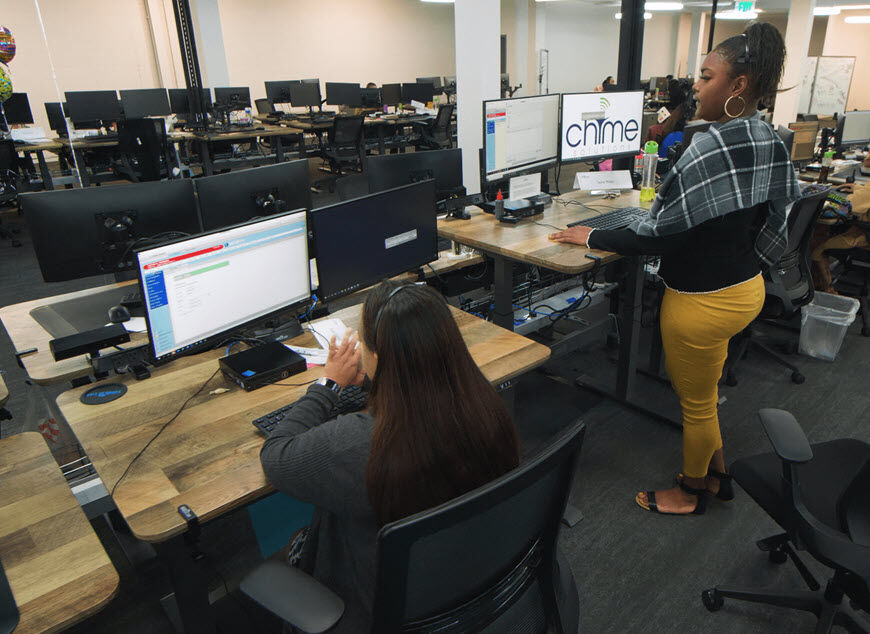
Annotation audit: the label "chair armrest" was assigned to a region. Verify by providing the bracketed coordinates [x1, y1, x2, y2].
[240, 560, 344, 633]
[758, 409, 813, 464]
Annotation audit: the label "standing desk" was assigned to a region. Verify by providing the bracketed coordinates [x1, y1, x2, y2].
[0, 432, 119, 633]
[14, 139, 62, 191]
[187, 124, 304, 176]
[55, 302, 550, 633]
[438, 189, 678, 426]
[289, 114, 432, 155]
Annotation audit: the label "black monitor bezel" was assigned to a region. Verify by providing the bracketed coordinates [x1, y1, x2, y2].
[213, 86, 252, 110]
[558, 90, 645, 164]
[135, 207, 311, 365]
[2, 93, 34, 125]
[310, 180, 439, 302]
[380, 83, 402, 106]
[481, 93, 560, 183]
[64, 90, 122, 125]
[325, 82, 362, 107]
[120, 88, 172, 119]
[168, 88, 213, 116]
[289, 83, 321, 108]
[401, 82, 435, 105]
[265, 80, 299, 104]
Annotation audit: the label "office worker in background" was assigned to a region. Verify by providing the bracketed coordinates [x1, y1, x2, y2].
[260, 281, 520, 631]
[550, 22, 801, 515]
[645, 77, 696, 153]
[594, 75, 615, 92]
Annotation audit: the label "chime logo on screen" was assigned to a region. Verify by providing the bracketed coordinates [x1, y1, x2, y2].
[562, 93, 641, 158]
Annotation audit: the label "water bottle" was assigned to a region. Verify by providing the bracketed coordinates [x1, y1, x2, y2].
[640, 141, 659, 203]
[819, 150, 834, 184]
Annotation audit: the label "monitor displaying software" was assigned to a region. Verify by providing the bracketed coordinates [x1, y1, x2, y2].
[560, 91, 644, 162]
[137, 210, 310, 362]
[840, 110, 870, 146]
[483, 94, 560, 182]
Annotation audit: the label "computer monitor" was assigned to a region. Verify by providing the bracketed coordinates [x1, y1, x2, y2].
[483, 93, 560, 182]
[195, 160, 313, 231]
[289, 83, 321, 108]
[300, 78, 320, 85]
[1, 93, 33, 125]
[788, 120, 819, 162]
[367, 148, 462, 200]
[325, 83, 362, 107]
[416, 76, 443, 92]
[311, 181, 439, 301]
[381, 83, 402, 106]
[265, 80, 299, 105]
[401, 83, 434, 105]
[559, 91, 644, 163]
[23, 180, 200, 283]
[840, 110, 870, 147]
[136, 209, 310, 363]
[443, 76, 456, 93]
[168, 88, 212, 116]
[64, 90, 122, 125]
[120, 88, 171, 119]
[44, 102, 67, 133]
[214, 86, 251, 110]
[360, 88, 381, 108]
[776, 125, 795, 157]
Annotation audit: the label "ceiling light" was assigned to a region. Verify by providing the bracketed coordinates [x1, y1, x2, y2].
[837, 4, 870, 9]
[845, 14, 870, 21]
[420, 0, 453, 3]
[716, 9, 758, 18]
[615, 11, 653, 18]
[813, 6, 840, 14]
[645, 2, 684, 9]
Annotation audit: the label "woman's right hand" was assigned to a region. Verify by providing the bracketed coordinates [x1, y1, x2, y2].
[549, 225, 593, 246]
[324, 329, 364, 387]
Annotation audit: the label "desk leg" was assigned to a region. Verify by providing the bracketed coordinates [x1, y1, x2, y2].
[154, 535, 217, 634]
[199, 140, 214, 177]
[377, 126, 386, 155]
[36, 150, 54, 190]
[274, 136, 284, 163]
[492, 255, 515, 331]
[72, 147, 90, 187]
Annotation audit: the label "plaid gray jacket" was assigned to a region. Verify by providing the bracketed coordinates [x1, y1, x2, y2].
[631, 114, 802, 265]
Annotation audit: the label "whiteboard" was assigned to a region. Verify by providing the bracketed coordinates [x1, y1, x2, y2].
[798, 57, 817, 114]
[809, 56, 855, 115]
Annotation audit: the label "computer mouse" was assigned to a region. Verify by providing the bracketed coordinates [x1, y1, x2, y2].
[108, 305, 131, 324]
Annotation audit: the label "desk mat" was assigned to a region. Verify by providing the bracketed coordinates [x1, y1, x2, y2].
[30, 286, 131, 339]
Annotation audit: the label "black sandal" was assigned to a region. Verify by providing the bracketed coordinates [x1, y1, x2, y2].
[636, 480, 707, 515]
[675, 469, 735, 502]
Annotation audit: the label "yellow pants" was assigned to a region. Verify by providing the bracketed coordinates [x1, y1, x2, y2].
[660, 275, 765, 478]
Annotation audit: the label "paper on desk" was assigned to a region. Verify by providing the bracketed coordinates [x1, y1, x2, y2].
[509, 173, 542, 200]
[573, 170, 633, 191]
[104, 317, 148, 333]
[285, 345, 328, 366]
[11, 127, 49, 143]
[307, 318, 351, 350]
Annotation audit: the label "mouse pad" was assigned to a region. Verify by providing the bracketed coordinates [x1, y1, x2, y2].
[30, 286, 131, 339]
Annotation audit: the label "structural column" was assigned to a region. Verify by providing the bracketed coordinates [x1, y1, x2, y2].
[455, 0, 501, 194]
[773, 0, 816, 127]
[189, 0, 230, 88]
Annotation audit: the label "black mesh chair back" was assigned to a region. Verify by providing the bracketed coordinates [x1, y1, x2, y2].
[370, 419, 586, 633]
[434, 103, 454, 133]
[763, 190, 828, 317]
[328, 115, 364, 150]
[116, 118, 169, 182]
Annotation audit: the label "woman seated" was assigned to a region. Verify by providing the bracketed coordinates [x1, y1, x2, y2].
[260, 281, 520, 632]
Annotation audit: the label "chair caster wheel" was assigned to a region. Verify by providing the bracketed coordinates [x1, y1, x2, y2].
[725, 373, 738, 387]
[702, 588, 724, 612]
[791, 372, 805, 384]
[769, 549, 788, 564]
[862, 326, 870, 337]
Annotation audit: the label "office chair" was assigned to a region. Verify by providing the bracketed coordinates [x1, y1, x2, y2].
[415, 104, 455, 151]
[113, 118, 174, 182]
[724, 191, 828, 386]
[240, 419, 586, 634]
[823, 219, 870, 337]
[0, 140, 22, 247]
[702, 408, 870, 632]
[314, 115, 364, 192]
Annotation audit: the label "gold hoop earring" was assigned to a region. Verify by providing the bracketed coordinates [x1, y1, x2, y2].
[724, 95, 746, 118]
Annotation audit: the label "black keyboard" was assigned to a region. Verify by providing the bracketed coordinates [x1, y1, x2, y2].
[567, 206, 647, 231]
[252, 384, 368, 436]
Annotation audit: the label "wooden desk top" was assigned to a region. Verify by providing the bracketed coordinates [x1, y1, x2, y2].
[57, 304, 549, 543]
[15, 140, 63, 152]
[0, 281, 141, 386]
[189, 123, 303, 141]
[438, 189, 645, 274]
[0, 432, 119, 633]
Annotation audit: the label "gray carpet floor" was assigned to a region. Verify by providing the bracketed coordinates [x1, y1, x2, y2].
[1, 165, 868, 633]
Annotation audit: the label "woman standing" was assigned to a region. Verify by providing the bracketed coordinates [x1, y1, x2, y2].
[550, 22, 801, 515]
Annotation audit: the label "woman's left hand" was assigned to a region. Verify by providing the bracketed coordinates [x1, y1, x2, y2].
[549, 226, 593, 246]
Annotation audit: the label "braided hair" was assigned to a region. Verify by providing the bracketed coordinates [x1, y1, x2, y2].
[714, 22, 786, 104]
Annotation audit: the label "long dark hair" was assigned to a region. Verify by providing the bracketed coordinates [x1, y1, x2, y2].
[714, 22, 786, 103]
[362, 281, 520, 526]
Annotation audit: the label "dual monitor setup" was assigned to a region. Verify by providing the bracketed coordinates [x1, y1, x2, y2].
[482, 90, 644, 194]
[22, 161, 442, 366]
[775, 110, 870, 166]
[264, 77, 450, 112]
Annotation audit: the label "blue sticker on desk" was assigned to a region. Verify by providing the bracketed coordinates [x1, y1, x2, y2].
[80, 383, 128, 405]
[241, 370, 256, 377]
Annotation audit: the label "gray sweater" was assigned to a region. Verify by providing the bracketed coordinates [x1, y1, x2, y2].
[260, 383, 377, 634]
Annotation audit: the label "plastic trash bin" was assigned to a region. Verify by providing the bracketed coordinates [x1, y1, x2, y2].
[799, 292, 859, 361]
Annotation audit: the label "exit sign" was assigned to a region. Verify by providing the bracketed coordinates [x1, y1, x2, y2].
[735, 1, 755, 11]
